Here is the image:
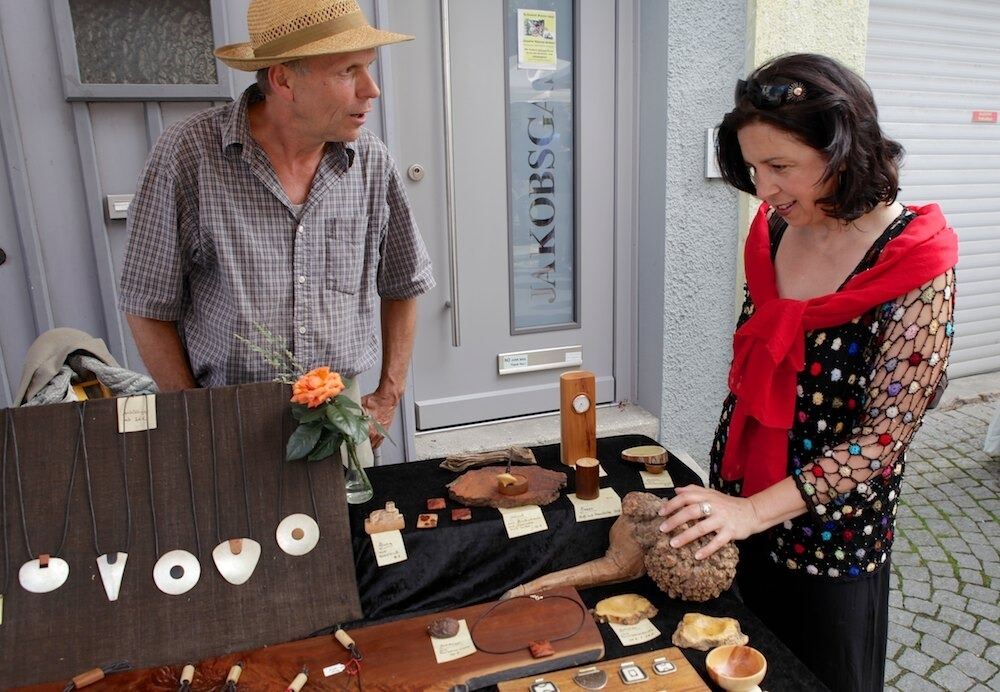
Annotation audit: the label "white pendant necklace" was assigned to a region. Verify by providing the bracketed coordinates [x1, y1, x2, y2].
[78, 401, 132, 602]
[276, 417, 321, 557]
[208, 388, 260, 585]
[9, 408, 78, 594]
[149, 394, 202, 596]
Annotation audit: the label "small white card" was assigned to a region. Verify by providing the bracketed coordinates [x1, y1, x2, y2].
[567, 487, 622, 522]
[371, 530, 407, 566]
[640, 469, 675, 489]
[431, 619, 477, 663]
[498, 505, 548, 538]
[608, 618, 661, 646]
[117, 394, 157, 433]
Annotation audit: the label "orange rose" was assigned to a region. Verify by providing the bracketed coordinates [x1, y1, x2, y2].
[290, 367, 344, 408]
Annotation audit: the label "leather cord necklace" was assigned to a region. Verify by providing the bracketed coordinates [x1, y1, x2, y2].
[1, 413, 11, 621]
[469, 593, 587, 658]
[208, 387, 261, 585]
[275, 412, 321, 556]
[78, 400, 132, 601]
[9, 407, 80, 594]
[149, 393, 203, 595]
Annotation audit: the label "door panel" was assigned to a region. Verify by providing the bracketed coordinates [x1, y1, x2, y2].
[392, 1, 616, 430]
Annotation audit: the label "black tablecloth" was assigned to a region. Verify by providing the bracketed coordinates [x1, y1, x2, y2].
[347, 435, 827, 691]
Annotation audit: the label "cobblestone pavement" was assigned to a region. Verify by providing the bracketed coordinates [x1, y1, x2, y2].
[885, 396, 1000, 691]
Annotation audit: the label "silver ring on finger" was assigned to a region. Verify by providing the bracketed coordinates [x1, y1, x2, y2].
[700, 501, 712, 517]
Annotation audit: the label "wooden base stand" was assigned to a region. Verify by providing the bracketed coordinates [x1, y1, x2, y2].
[498, 646, 710, 691]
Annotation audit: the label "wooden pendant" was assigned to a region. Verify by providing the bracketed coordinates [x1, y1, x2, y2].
[96, 552, 128, 601]
[212, 538, 261, 585]
[19, 555, 69, 594]
[276, 513, 320, 556]
[152, 549, 201, 595]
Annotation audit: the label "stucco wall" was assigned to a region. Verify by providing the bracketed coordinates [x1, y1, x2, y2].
[650, 0, 870, 467]
[656, 0, 747, 463]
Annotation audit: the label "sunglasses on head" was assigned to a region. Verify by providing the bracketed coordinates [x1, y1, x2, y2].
[735, 79, 807, 108]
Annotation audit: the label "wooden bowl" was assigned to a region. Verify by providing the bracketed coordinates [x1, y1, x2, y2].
[497, 474, 529, 496]
[706, 645, 766, 691]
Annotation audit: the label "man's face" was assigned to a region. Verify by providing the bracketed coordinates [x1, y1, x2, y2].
[287, 49, 380, 143]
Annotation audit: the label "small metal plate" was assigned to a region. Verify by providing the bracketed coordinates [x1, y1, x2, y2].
[652, 656, 677, 675]
[618, 662, 648, 685]
[572, 666, 608, 690]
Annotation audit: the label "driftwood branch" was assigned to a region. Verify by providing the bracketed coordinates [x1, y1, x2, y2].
[439, 446, 537, 472]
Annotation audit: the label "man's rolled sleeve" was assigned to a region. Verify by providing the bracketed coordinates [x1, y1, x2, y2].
[118, 137, 188, 321]
[376, 162, 435, 300]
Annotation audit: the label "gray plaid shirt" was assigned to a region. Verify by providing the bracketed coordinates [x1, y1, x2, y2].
[120, 86, 434, 386]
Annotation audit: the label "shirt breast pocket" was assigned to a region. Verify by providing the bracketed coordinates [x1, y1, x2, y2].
[326, 215, 368, 294]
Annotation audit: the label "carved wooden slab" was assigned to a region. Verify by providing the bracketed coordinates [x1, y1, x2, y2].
[18, 588, 603, 692]
[447, 465, 568, 508]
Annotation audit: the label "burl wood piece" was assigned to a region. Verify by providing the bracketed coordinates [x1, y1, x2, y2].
[447, 466, 567, 508]
[439, 446, 537, 472]
[592, 593, 658, 625]
[504, 492, 737, 602]
[560, 371, 597, 466]
[671, 613, 748, 651]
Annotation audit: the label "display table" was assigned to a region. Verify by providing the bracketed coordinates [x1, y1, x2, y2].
[344, 434, 828, 691]
[17, 435, 828, 691]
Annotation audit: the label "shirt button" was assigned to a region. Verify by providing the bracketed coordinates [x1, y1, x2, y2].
[297, 225, 304, 233]
[298, 326, 306, 335]
[298, 275, 306, 284]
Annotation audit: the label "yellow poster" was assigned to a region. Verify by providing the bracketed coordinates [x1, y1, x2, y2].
[517, 9, 557, 70]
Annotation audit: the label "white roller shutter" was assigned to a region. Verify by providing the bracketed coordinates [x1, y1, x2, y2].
[867, 0, 1000, 377]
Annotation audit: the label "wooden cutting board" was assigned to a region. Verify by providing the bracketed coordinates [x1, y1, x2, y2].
[16, 587, 603, 691]
[497, 646, 710, 691]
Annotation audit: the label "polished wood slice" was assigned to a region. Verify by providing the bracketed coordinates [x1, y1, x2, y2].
[621, 445, 668, 465]
[447, 465, 568, 508]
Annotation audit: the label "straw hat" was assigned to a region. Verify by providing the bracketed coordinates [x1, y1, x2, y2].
[215, 0, 414, 72]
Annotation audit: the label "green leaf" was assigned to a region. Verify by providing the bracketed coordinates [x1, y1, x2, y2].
[308, 429, 341, 461]
[327, 400, 369, 446]
[286, 422, 322, 461]
[337, 396, 364, 414]
[291, 403, 327, 423]
[373, 418, 395, 446]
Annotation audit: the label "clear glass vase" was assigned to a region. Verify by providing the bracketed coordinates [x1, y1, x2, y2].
[344, 441, 374, 504]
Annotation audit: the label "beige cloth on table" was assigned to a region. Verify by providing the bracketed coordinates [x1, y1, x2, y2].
[14, 328, 119, 405]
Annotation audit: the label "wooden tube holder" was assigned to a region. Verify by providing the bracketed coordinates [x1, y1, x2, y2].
[560, 371, 597, 466]
[574, 457, 600, 500]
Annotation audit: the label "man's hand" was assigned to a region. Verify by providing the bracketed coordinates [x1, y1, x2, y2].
[361, 390, 398, 449]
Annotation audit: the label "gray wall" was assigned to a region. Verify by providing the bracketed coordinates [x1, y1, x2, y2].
[637, 0, 747, 466]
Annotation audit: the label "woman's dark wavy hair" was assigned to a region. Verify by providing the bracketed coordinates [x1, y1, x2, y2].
[716, 53, 903, 221]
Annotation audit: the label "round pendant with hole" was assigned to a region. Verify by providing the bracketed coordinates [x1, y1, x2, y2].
[19, 557, 70, 593]
[276, 513, 320, 556]
[153, 549, 201, 595]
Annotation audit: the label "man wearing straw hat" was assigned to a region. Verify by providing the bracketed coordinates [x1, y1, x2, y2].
[120, 0, 434, 454]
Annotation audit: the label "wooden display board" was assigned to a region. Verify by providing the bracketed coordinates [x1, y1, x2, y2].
[0, 383, 361, 688]
[18, 587, 602, 691]
[498, 646, 711, 691]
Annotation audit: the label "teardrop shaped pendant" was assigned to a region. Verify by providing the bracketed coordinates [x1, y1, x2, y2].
[19, 555, 70, 594]
[276, 513, 320, 556]
[152, 549, 201, 596]
[96, 552, 128, 601]
[212, 538, 261, 585]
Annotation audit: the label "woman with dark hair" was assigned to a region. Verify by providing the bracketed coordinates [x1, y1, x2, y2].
[658, 53, 958, 691]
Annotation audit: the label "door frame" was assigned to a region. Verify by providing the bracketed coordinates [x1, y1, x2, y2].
[380, 0, 638, 460]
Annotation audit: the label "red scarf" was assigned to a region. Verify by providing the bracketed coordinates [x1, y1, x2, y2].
[721, 202, 958, 496]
